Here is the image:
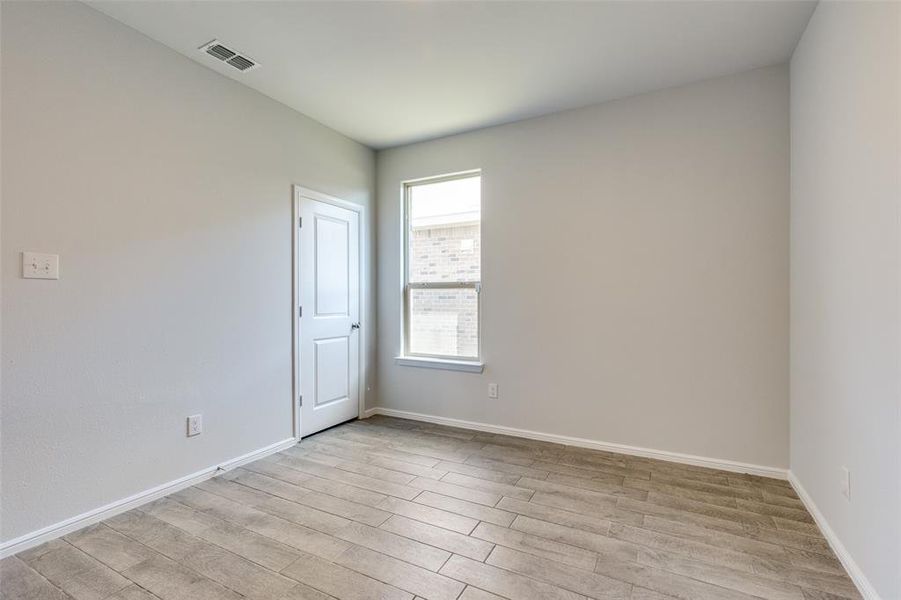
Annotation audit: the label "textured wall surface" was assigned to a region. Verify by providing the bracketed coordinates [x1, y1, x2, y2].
[378, 65, 790, 469]
[1, 1, 375, 543]
[790, 2, 901, 597]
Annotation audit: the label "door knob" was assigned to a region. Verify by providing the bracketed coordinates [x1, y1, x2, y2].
[351, 322, 361, 330]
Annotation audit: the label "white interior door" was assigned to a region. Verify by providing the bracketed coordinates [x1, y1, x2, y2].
[299, 193, 360, 437]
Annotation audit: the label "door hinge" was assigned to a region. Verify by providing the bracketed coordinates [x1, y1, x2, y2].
[298, 217, 303, 228]
[298, 395, 303, 407]
[298, 306, 303, 318]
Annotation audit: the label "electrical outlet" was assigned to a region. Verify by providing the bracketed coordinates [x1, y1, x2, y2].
[187, 414, 203, 437]
[22, 252, 59, 279]
[840, 466, 850, 500]
[488, 383, 498, 399]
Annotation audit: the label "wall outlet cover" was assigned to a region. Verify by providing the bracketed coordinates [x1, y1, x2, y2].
[187, 414, 203, 437]
[22, 252, 59, 279]
[840, 466, 850, 500]
[488, 383, 498, 399]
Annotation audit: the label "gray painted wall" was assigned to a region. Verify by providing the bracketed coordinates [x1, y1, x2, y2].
[0, 1, 375, 542]
[790, 2, 901, 597]
[377, 65, 790, 470]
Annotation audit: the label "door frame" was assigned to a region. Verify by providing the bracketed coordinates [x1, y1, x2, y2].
[292, 185, 367, 440]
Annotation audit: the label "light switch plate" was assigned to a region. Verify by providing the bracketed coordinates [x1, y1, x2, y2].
[23, 252, 59, 279]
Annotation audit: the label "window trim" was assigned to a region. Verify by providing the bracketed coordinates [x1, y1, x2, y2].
[400, 170, 482, 364]
[394, 355, 484, 373]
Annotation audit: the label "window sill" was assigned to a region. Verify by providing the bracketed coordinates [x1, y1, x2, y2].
[394, 356, 484, 373]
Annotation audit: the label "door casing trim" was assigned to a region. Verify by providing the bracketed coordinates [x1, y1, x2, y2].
[292, 185, 367, 440]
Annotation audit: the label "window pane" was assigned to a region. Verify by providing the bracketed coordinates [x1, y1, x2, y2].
[409, 176, 480, 283]
[409, 287, 478, 358]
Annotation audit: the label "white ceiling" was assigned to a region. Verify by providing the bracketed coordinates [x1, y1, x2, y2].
[87, 1, 816, 149]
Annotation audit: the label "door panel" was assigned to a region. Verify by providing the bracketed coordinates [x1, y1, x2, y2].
[314, 337, 349, 407]
[315, 216, 349, 316]
[299, 195, 360, 437]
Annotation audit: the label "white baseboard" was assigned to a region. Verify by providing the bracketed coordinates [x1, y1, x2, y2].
[368, 407, 787, 479]
[361, 407, 379, 419]
[0, 437, 297, 559]
[787, 472, 880, 600]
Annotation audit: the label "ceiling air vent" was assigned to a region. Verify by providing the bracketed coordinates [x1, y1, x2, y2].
[226, 55, 256, 72]
[199, 40, 259, 72]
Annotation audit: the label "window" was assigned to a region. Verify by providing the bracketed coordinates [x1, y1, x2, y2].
[402, 171, 481, 363]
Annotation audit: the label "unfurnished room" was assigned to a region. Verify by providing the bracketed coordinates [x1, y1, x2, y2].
[0, 1, 899, 599]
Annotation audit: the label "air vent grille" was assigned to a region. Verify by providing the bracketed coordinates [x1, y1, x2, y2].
[198, 40, 259, 72]
[226, 55, 255, 71]
[206, 44, 236, 61]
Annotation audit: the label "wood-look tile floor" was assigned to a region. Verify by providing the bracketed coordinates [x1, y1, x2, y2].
[1, 416, 859, 600]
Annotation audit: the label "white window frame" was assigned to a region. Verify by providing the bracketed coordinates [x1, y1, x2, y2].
[398, 170, 483, 371]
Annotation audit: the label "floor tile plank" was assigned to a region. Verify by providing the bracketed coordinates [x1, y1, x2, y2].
[512, 515, 639, 562]
[380, 515, 494, 561]
[532, 492, 644, 525]
[171, 487, 351, 560]
[463, 456, 551, 480]
[496, 497, 612, 535]
[195, 520, 301, 572]
[440, 472, 535, 500]
[637, 548, 805, 600]
[65, 523, 156, 572]
[471, 522, 598, 570]
[592, 556, 762, 600]
[640, 516, 786, 561]
[434, 460, 523, 485]
[487, 545, 632, 599]
[122, 555, 242, 600]
[377, 496, 479, 535]
[408, 477, 503, 506]
[0, 556, 71, 600]
[23, 540, 133, 600]
[334, 522, 451, 571]
[276, 454, 421, 500]
[233, 470, 391, 526]
[458, 587, 507, 600]
[608, 523, 758, 572]
[334, 545, 464, 600]
[281, 552, 413, 600]
[439, 555, 587, 600]
[413, 491, 516, 527]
